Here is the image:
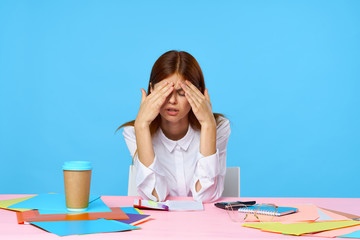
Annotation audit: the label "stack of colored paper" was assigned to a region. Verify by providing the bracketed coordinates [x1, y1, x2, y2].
[0, 194, 151, 236]
[241, 204, 360, 238]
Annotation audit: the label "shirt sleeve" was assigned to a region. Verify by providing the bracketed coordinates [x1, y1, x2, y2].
[190, 118, 231, 203]
[122, 126, 168, 201]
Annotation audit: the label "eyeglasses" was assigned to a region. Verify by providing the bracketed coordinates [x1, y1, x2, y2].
[225, 203, 279, 223]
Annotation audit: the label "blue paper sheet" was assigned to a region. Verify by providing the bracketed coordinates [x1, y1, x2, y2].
[8, 193, 111, 214]
[339, 230, 360, 239]
[317, 208, 334, 221]
[30, 219, 140, 236]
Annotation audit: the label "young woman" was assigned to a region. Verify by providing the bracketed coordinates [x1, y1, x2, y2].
[119, 50, 230, 202]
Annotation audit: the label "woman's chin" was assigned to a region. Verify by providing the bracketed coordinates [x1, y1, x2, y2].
[160, 113, 185, 124]
[161, 115, 180, 122]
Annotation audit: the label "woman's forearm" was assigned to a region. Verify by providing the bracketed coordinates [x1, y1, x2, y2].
[134, 121, 155, 167]
[200, 120, 217, 157]
[134, 121, 160, 201]
[196, 120, 217, 192]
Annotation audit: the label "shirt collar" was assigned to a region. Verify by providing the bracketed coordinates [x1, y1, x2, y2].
[159, 124, 194, 152]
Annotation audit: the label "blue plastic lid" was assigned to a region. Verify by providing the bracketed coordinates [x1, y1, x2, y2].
[62, 161, 92, 171]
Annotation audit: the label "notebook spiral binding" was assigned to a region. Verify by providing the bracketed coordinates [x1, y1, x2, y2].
[238, 206, 278, 216]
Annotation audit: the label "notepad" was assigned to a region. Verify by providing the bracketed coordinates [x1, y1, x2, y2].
[239, 204, 298, 216]
[162, 200, 204, 211]
[134, 199, 203, 211]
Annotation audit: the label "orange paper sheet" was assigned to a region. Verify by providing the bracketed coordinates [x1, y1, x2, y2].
[16, 207, 129, 224]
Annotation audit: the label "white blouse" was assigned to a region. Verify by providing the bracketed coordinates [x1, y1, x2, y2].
[122, 117, 231, 203]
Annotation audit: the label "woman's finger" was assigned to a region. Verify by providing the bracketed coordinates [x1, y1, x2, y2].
[204, 89, 211, 102]
[147, 81, 169, 101]
[204, 89, 212, 108]
[185, 91, 198, 111]
[148, 81, 169, 97]
[140, 88, 147, 104]
[185, 80, 203, 99]
[158, 84, 174, 104]
[181, 82, 201, 106]
[151, 82, 174, 104]
[149, 86, 174, 111]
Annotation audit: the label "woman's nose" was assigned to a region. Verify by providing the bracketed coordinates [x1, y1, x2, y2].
[168, 91, 177, 104]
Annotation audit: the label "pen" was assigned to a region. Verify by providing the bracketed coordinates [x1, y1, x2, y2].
[134, 199, 169, 210]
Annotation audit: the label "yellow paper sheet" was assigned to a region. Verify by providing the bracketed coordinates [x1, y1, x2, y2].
[135, 208, 145, 215]
[243, 221, 360, 236]
[0, 196, 36, 212]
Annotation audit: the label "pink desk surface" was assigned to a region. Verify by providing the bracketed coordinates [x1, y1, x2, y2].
[1, 195, 359, 240]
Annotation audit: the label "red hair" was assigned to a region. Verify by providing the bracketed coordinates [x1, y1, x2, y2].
[117, 50, 224, 134]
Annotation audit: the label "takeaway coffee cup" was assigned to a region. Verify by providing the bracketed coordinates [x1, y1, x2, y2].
[63, 161, 92, 211]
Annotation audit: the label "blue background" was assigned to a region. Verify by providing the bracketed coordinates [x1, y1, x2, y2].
[1, 0, 359, 197]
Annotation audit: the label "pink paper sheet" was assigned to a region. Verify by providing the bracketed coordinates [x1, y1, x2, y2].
[309, 225, 360, 238]
[319, 208, 351, 221]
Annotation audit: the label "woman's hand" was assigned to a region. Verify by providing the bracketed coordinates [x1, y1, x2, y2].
[135, 81, 174, 128]
[180, 80, 216, 128]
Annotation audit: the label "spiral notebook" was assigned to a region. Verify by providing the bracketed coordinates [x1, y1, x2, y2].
[238, 204, 298, 216]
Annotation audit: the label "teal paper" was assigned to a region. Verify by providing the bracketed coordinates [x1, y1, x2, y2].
[38, 197, 111, 214]
[8, 193, 110, 214]
[121, 207, 141, 215]
[30, 219, 140, 236]
[339, 230, 360, 239]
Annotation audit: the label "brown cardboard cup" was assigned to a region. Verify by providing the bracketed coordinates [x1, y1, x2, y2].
[63, 161, 92, 211]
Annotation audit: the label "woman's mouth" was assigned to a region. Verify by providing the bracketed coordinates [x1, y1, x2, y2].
[166, 108, 179, 116]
